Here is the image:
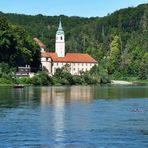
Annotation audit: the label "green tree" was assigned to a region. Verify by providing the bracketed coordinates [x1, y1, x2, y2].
[0, 17, 17, 66]
[0, 16, 40, 71]
[107, 35, 121, 74]
[138, 53, 148, 80]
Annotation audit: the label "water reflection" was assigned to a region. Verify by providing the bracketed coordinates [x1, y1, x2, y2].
[40, 85, 148, 106]
[94, 85, 148, 99]
[40, 86, 94, 106]
[53, 93, 65, 143]
[0, 85, 147, 109]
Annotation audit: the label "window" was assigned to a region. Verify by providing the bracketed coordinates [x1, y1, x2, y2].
[61, 36, 63, 40]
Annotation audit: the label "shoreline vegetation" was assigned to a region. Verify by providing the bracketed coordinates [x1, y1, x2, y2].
[0, 63, 147, 87]
[0, 76, 147, 87]
[0, 65, 111, 86]
[0, 80, 147, 87]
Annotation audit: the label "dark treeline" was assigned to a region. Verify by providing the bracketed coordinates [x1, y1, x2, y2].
[0, 3, 148, 80]
[0, 16, 40, 71]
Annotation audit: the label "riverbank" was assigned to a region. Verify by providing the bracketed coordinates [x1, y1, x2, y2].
[111, 80, 148, 85]
[111, 80, 133, 85]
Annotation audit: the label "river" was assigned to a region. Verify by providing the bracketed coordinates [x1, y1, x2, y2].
[0, 85, 148, 147]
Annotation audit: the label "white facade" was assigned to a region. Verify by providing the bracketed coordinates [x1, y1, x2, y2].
[41, 58, 95, 75]
[41, 57, 52, 74]
[52, 62, 95, 75]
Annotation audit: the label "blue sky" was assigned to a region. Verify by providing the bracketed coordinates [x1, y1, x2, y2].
[0, 0, 147, 17]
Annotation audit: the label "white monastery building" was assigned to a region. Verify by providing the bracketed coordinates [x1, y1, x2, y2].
[34, 20, 97, 75]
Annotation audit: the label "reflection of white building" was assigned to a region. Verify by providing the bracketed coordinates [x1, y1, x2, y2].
[70, 86, 93, 102]
[34, 20, 97, 75]
[40, 86, 93, 106]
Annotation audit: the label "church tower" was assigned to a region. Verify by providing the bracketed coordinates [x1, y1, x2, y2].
[55, 19, 65, 57]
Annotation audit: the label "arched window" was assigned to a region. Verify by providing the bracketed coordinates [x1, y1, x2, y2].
[61, 36, 63, 40]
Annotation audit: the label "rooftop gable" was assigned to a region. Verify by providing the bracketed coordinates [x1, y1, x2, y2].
[34, 38, 46, 48]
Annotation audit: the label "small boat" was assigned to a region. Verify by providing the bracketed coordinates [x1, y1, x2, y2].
[131, 108, 143, 112]
[13, 84, 25, 88]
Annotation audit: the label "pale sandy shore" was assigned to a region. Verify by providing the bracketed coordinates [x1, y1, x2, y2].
[111, 80, 133, 85]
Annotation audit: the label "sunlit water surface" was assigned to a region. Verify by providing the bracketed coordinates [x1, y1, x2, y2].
[0, 85, 148, 147]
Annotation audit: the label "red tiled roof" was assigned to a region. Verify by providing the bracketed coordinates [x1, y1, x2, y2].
[34, 38, 46, 48]
[41, 52, 97, 63]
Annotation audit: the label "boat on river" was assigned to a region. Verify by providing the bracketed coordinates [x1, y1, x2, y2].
[13, 84, 25, 88]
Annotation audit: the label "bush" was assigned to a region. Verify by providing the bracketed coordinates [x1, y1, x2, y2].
[89, 65, 110, 84]
[82, 72, 93, 84]
[52, 77, 62, 86]
[0, 78, 13, 84]
[72, 75, 84, 85]
[54, 67, 74, 85]
[30, 71, 52, 86]
[16, 77, 31, 84]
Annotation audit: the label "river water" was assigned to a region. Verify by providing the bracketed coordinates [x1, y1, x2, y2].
[0, 85, 148, 147]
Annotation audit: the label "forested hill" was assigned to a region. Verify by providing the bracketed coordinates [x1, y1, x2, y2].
[0, 3, 147, 79]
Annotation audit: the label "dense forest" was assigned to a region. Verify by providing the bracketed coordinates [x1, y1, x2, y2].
[0, 3, 148, 81]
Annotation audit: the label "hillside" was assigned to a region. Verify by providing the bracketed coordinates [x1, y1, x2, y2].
[0, 3, 148, 79]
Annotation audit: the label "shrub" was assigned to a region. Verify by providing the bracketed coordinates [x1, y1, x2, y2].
[30, 71, 52, 85]
[16, 77, 31, 84]
[72, 75, 84, 85]
[0, 78, 13, 84]
[52, 77, 61, 86]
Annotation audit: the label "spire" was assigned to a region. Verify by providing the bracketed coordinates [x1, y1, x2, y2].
[56, 18, 64, 35]
[58, 18, 63, 31]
